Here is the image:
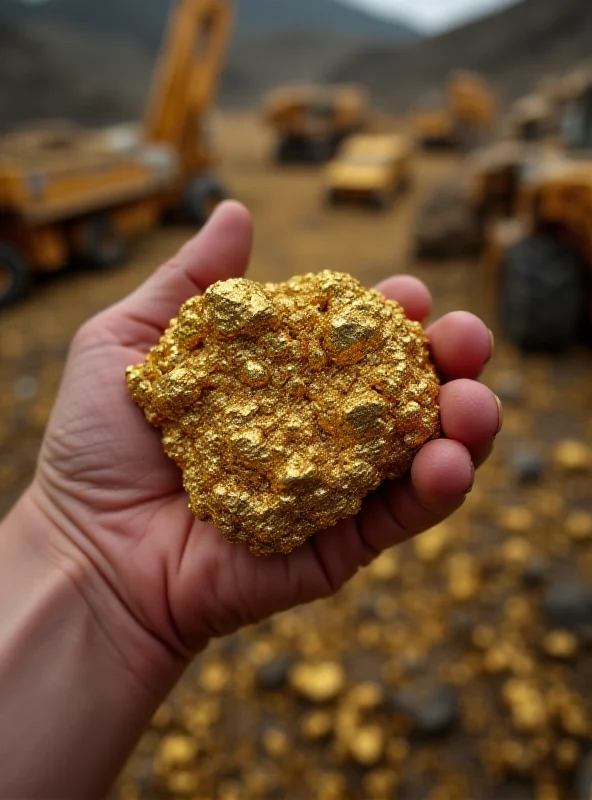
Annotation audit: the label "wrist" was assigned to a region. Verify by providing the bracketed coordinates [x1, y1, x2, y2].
[0, 488, 187, 798]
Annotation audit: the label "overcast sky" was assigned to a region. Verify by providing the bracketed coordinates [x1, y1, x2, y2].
[343, 0, 519, 32]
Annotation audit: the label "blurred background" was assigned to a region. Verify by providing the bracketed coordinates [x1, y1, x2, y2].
[1, 0, 592, 798]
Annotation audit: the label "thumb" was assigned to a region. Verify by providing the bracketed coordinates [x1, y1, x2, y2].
[109, 201, 253, 341]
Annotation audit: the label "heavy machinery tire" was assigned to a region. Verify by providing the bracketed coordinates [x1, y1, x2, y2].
[501, 235, 587, 350]
[0, 244, 30, 310]
[370, 190, 391, 211]
[309, 139, 334, 164]
[81, 215, 126, 270]
[185, 175, 227, 226]
[276, 138, 297, 164]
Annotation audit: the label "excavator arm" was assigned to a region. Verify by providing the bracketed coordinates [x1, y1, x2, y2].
[144, 0, 233, 174]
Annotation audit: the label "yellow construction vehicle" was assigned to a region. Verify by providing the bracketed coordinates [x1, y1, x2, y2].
[490, 77, 592, 349]
[0, 0, 233, 309]
[262, 84, 369, 164]
[324, 134, 414, 209]
[411, 71, 497, 150]
[505, 94, 556, 143]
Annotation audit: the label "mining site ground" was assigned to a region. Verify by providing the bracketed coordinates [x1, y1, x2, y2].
[1, 113, 592, 800]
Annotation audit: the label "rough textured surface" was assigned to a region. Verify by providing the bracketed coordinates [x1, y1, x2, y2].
[126, 271, 440, 555]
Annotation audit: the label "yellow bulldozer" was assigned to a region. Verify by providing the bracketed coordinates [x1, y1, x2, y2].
[0, 0, 233, 309]
[411, 71, 497, 151]
[262, 84, 369, 164]
[490, 77, 592, 350]
[324, 133, 414, 209]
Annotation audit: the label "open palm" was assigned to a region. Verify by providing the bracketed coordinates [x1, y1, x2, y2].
[32, 203, 499, 677]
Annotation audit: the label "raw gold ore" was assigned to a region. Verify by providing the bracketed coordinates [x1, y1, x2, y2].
[126, 271, 440, 554]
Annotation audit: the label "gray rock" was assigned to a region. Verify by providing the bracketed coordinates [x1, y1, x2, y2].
[544, 580, 592, 630]
[255, 656, 293, 692]
[576, 752, 592, 800]
[511, 449, 544, 484]
[493, 374, 525, 404]
[391, 681, 459, 736]
[522, 558, 549, 589]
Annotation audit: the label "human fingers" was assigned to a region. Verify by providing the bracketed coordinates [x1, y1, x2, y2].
[427, 311, 493, 380]
[375, 275, 432, 322]
[357, 439, 473, 552]
[440, 379, 501, 467]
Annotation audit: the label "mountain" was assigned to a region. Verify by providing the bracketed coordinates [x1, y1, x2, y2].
[327, 0, 592, 111]
[0, 0, 418, 53]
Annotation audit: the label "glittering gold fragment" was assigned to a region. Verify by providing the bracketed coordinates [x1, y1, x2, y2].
[126, 271, 440, 555]
[262, 728, 289, 757]
[565, 510, 592, 542]
[498, 506, 534, 533]
[154, 735, 198, 775]
[300, 711, 334, 741]
[348, 725, 385, 766]
[543, 630, 578, 659]
[553, 439, 592, 471]
[447, 554, 479, 602]
[414, 523, 450, 562]
[289, 661, 346, 702]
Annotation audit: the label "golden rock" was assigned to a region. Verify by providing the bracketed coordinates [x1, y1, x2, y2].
[369, 549, 399, 581]
[166, 770, 200, 794]
[498, 506, 534, 534]
[126, 272, 440, 555]
[262, 728, 289, 757]
[289, 661, 346, 702]
[502, 679, 547, 733]
[565, 510, 592, 542]
[553, 440, 592, 471]
[543, 630, 578, 659]
[346, 682, 384, 710]
[502, 537, 533, 566]
[300, 711, 334, 741]
[414, 523, 450, 562]
[554, 738, 580, 770]
[447, 553, 479, 602]
[348, 724, 385, 767]
[154, 734, 198, 775]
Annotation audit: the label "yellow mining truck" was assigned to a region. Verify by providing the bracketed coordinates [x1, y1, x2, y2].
[0, 0, 233, 309]
[491, 79, 592, 349]
[411, 71, 497, 151]
[324, 134, 414, 209]
[262, 84, 369, 164]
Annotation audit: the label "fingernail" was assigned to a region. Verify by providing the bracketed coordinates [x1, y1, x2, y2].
[494, 393, 503, 435]
[488, 329, 495, 360]
[465, 462, 476, 494]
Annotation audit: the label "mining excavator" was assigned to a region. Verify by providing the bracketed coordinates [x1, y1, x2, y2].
[0, 0, 233, 309]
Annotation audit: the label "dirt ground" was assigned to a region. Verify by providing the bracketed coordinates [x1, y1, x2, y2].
[1, 113, 592, 800]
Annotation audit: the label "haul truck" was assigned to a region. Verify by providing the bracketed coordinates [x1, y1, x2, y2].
[262, 84, 369, 164]
[411, 71, 497, 151]
[0, 0, 233, 309]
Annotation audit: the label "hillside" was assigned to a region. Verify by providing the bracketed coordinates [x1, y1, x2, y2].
[328, 0, 592, 110]
[0, 0, 418, 125]
[0, 0, 418, 52]
[0, 20, 149, 127]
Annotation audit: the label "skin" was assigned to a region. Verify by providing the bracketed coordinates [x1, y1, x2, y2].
[0, 202, 500, 798]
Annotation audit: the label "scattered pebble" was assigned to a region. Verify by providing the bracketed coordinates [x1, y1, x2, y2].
[289, 662, 346, 703]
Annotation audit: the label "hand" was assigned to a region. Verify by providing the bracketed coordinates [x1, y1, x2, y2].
[30, 201, 500, 684]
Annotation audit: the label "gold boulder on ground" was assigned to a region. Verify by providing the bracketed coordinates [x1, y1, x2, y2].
[127, 271, 440, 555]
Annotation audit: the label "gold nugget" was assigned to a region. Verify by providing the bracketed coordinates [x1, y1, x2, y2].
[126, 271, 440, 555]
